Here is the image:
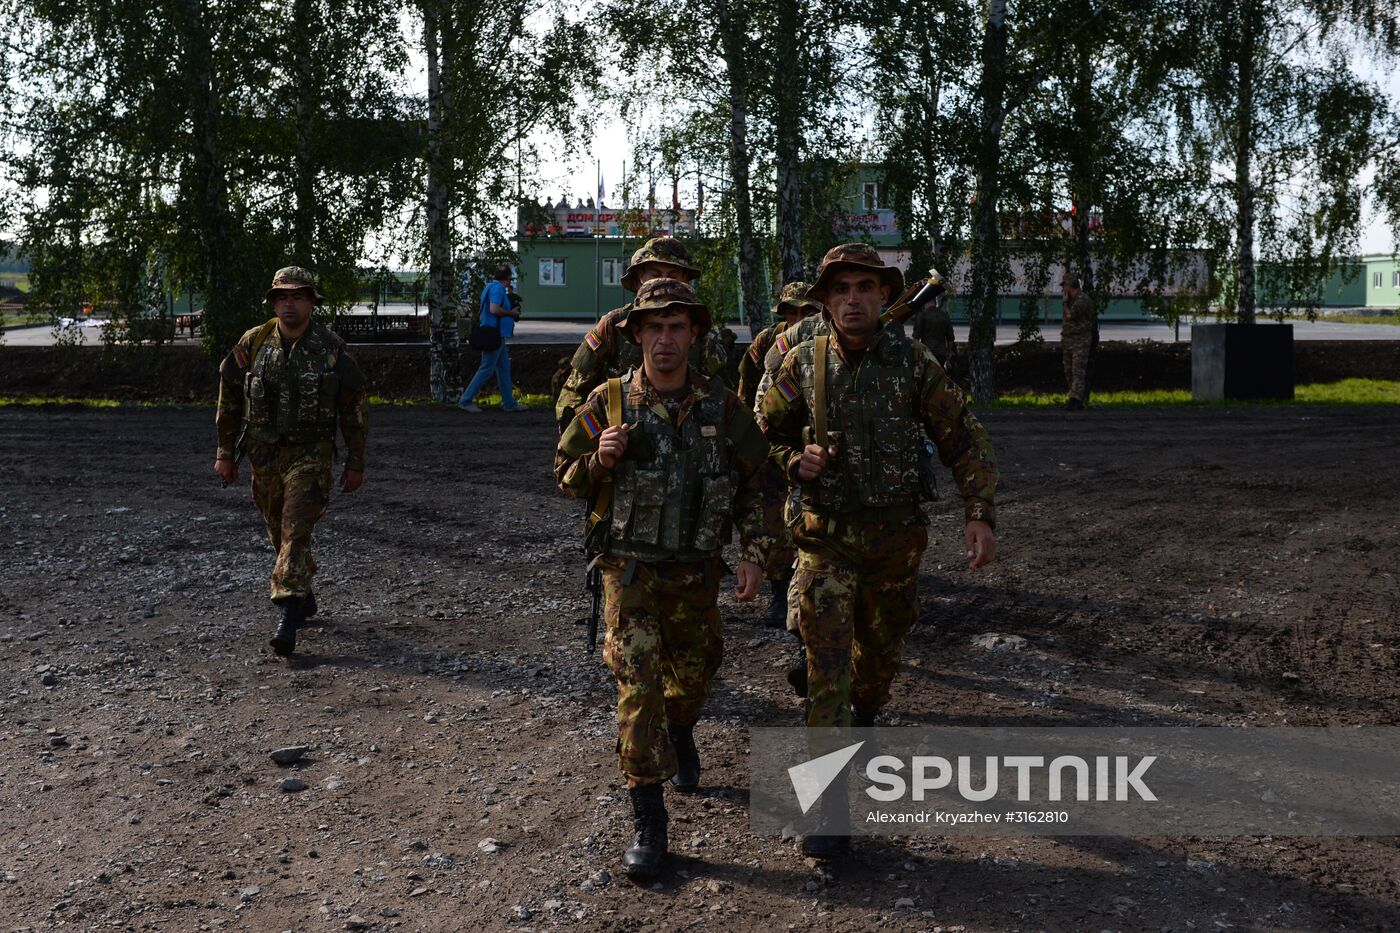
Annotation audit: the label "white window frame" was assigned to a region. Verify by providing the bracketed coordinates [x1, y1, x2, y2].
[862, 182, 881, 211]
[601, 257, 623, 287]
[538, 258, 566, 287]
[1392, 270, 1400, 288]
[1374, 271, 1384, 288]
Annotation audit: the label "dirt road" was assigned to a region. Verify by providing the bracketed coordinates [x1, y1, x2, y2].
[2, 404, 1398, 931]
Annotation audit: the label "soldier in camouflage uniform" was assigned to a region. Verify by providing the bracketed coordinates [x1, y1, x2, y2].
[553, 236, 729, 434]
[737, 282, 823, 630]
[214, 266, 369, 657]
[555, 278, 772, 879]
[912, 299, 956, 370]
[1061, 275, 1097, 410]
[758, 244, 999, 857]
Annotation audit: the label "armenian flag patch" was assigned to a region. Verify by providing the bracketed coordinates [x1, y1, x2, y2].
[747, 343, 762, 364]
[580, 411, 605, 438]
[585, 330, 603, 351]
[775, 378, 800, 402]
[775, 335, 791, 355]
[233, 345, 250, 368]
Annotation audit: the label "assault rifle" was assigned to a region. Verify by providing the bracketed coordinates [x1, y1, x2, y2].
[881, 268, 947, 325]
[221, 422, 249, 488]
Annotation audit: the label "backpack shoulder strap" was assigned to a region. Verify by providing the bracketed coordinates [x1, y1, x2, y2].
[813, 335, 829, 448]
[586, 377, 626, 537]
[250, 319, 278, 357]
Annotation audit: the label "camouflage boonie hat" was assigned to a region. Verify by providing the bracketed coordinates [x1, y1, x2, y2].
[806, 243, 904, 301]
[773, 280, 822, 319]
[617, 277, 712, 342]
[620, 236, 701, 292]
[263, 265, 325, 304]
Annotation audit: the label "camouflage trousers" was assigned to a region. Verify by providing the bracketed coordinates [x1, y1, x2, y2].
[1062, 333, 1093, 401]
[249, 442, 333, 603]
[793, 514, 928, 728]
[757, 461, 797, 581]
[600, 556, 723, 788]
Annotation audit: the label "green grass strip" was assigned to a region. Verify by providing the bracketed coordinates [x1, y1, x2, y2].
[987, 379, 1400, 408]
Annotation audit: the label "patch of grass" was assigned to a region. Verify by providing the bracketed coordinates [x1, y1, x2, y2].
[1287, 314, 1400, 326]
[368, 392, 552, 408]
[0, 395, 122, 408]
[987, 380, 1400, 408]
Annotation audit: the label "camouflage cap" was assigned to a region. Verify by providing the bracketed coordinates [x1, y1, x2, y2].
[620, 236, 702, 292]
[806, 243, 904, 301]
[263, 265, 325, 304]
[617, 277, 712, 342]
[773, 280, 823, 318]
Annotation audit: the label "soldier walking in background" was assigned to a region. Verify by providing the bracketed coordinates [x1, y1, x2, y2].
[740, 282, 822, 630]
[758, 244, 999, 857]
[553, 236, 728, 434]
[911, 295, 956, 370]
[554, 278, 773, 880]
[1061, 275, 1098, 410]
[213, 266, 369, 657]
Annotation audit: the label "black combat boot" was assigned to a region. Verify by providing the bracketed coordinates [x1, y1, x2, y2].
[622, 783, 668, 879]
[302, 590, 317, 620]
[787, 633, 808, 698]
[852, 707, 877, 728]
[763, 578, 789, 628]
[269, 598, 305, 657]
[800, 776, 851, 859]
[1064, 396, 1085, 411]
[668, 723, 701, 793]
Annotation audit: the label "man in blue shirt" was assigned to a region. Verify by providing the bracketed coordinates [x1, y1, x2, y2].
[458, 263, 526, 412]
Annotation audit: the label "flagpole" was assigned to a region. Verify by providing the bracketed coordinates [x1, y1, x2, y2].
[594, 159, 601, 322]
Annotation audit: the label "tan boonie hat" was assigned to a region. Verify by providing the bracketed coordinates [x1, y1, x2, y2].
[263, 265, 325, 304]
[773, 280, 822, 318]
[617, 277, 712, 342]
[620, 236, 702, 292]
[806, 243, 904, 301]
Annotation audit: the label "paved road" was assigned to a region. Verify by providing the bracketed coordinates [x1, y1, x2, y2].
[6, 314, 1400, 346]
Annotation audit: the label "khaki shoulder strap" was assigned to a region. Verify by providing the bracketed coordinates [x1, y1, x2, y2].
[587, 377, 626, 531]
[813, 335, 829, 448]
[250, 319, 278, 357]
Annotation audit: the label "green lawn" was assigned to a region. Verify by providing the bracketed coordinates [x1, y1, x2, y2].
[989, 379, 1400, 408]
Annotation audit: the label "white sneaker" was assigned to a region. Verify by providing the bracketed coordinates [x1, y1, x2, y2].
[457, 401, 483, 412]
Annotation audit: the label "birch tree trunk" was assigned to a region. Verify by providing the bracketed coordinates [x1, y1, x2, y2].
[967, 0, 1007, 402]
[773, 0, 805, 282]
[918, 26, 944, 276]
[424, 0, 455, 401]
[178, 0, 238, 350]
[718, 0, 768, 331]
[292, 0, 316, 266]
[1069, 21, 1094, 295]
[1234, 0, 1257, 324]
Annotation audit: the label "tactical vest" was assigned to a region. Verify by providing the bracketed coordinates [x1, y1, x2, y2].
[606, 372, 736, 562]
[794, 330, 928, 517]
[244, 321, 342, 446]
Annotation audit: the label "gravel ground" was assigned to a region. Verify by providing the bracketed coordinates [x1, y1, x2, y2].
[2, 403, 1398, 931]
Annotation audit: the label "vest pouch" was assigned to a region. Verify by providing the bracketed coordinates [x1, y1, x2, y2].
[871, 418, 921, 502]
[246, 373, 272, 428]
[609, 472, 637, 542]
[627, 469, 666, 545]
[317, 370, 341, 424]
[918, 440, 940, 501]
[691, 474, 735, 552]
[297, 369, 322, 426]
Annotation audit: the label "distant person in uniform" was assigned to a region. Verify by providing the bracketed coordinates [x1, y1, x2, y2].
[213, 266, 369, 657]
[1061, 275, 1097, 410]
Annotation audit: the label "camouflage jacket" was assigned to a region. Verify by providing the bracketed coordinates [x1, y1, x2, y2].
[758, 324, 997, 527]
[215, 320, 369, 470]
[911, 305, 956, 367]
[738, 323, 781, 409]
[555, 305, 729, 433]
[1061, 292, 1097, 340]
[555, 366, 775, 567]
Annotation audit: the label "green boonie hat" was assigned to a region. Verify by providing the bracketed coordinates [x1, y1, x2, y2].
[263, 265, 325, 304]
[773, 280, 822, 318]
[617, 277, 712, 342]
[620, 236, 702, 292]
[806, 243, 903, 301]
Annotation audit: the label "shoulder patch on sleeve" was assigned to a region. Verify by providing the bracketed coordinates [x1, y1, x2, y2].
[585, 330, 603, 351]
[775, 378, 800, 402]
[233, 345, 251, 368]
[579, 410, 605, 438]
